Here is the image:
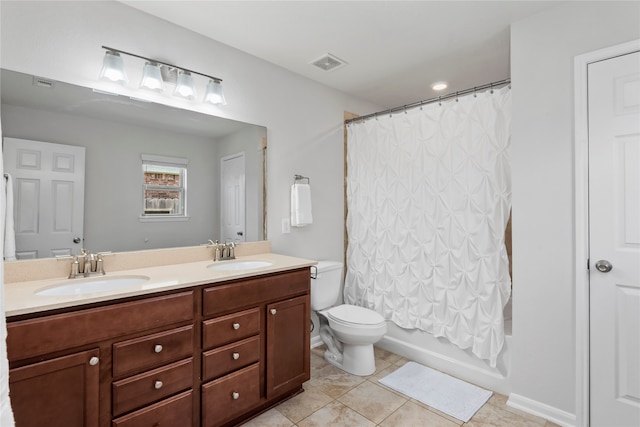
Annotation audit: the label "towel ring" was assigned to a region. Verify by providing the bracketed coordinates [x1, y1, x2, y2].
[294, 174, 310, 185]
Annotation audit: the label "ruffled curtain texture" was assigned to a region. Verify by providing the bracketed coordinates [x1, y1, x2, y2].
[345, 87, 511, 367]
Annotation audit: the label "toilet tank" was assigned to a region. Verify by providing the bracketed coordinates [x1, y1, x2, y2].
[310, 261, 343, 311]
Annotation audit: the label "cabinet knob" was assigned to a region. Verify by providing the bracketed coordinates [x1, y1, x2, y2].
[154, 381, 163, 390]
[232, 392, 240, 400]
[270, 308, 277, 315]
[232, 323, 240, 330]
[154, 344, 163, 353]
[89, 356, 99, 366]
[232, 352, 240, 360]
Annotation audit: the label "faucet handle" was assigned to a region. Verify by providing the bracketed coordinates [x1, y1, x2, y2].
[96, 254, 106, 275]
[226, 241, 236, 259]
[69, 256, 79, 279]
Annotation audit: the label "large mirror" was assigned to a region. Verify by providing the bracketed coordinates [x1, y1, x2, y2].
[1, 69, 266, 259]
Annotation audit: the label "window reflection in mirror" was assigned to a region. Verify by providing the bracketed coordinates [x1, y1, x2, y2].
[142, 155, 187, 217]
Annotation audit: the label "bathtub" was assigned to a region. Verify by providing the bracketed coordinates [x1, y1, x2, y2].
[376, 298, 513, 395]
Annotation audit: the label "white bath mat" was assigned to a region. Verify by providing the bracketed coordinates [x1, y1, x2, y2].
[378, 361, 492, 422]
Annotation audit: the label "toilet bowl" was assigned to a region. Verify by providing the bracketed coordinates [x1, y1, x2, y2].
[318, 304, 387, 375]
[311, 262, 387, 376]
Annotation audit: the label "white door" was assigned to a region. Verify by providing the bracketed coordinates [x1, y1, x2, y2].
[3, 138, 85, 259]
[589, 50, 640, 426]
[221, 152, 245, 243]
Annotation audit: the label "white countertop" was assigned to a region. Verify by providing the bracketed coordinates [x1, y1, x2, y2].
[5, 253, 317, 317]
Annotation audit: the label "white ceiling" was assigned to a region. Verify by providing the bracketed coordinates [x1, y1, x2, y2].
[119, 1, 563, 109]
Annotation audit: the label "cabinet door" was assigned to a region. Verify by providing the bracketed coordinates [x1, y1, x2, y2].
[9, 348, 100, 427]
[266, 295, 310, 398]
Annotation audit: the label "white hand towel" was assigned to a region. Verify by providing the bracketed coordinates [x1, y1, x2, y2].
[291, 183, 313, 227]
[3, 174, 16, 261]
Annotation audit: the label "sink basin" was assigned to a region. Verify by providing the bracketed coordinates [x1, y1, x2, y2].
[207, 260, 273, 271]
[36, 275, 150, 296]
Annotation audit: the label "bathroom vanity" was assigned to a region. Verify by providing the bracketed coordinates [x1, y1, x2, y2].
[4, 249, 313, 427]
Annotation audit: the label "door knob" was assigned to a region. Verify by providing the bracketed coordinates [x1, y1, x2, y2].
[595, 260, 613, 273]
[237, 231, 244, 236]
[73, 237, 82, 244]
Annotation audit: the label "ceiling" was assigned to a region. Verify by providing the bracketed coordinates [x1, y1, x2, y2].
[119, 1, 563, 109]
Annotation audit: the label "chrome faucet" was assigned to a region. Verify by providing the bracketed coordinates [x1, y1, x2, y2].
[207, 240, 236, 261]
[69, 249, 106, 278]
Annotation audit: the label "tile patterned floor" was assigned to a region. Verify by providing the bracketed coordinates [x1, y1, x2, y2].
[243, 346, 560, 427]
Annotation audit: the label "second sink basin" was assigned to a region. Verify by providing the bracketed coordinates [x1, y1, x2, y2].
[207, 260, 273, 271]
[36, 275, 150, 297]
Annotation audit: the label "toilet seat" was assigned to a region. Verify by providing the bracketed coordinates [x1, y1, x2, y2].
[326, 304, 385, 327]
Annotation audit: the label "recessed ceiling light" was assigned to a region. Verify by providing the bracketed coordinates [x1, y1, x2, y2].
[431, 81, 448, 91]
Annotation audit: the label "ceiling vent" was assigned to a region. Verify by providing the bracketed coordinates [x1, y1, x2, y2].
[32, 76, 55, 89]
[310, 53, 347, 72]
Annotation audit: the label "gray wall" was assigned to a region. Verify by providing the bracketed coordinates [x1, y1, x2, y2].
[0, 0, 381, 263]
[510, 0, 640, 419]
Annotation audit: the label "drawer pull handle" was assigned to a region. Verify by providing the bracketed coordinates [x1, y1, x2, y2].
[154, 344, 163, 353]
[232, 352, 240, 360]
[89, 356, 99, 366]
[270, 308, 277, 315]
[232, 323, 240, 330]
[232, 391, 240, 400]
[154, 380, 163, 390]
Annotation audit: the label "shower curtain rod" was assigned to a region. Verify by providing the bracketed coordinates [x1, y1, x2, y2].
[345, 78, 511, 125]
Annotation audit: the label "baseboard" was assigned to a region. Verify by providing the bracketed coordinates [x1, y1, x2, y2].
[310, 334, 323, 349]
[508, 393, 577, 427]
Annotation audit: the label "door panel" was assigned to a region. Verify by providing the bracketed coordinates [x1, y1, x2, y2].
[221, 152, 246, 243]
[589, 50, 640, 427]
[3, 138, 85, 258]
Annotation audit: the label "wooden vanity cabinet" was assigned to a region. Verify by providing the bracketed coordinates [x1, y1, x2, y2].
[6, 267, 311, 427]
[7, 291, 195, 427]
[201, 268, 311, 427]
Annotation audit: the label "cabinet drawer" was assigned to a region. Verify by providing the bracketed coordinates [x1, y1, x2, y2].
[112, 390, 193, 427]
[203, 335, 260, 381]
[201, 363, 260, 427]
[113, 325, 193, 377]
[203, 269, 309, 316]
[112, 358, 193, 416]
[7, 291, 194, 362]
[202, 308, 260, 349]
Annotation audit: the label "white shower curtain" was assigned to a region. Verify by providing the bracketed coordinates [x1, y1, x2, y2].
[345, 86, 511, 367]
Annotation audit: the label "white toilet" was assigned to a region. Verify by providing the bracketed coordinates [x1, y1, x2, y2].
[311, 261, 387, 376]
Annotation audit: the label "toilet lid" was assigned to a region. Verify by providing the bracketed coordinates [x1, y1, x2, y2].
[327, 304, 385, 326]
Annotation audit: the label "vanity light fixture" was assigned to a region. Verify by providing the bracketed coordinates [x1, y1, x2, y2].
[99, 50, 128, 84]
[431, 81, 448, 91]
[99, 46, 225, 105]
[139, 62, 164, 92]
[203, 79, 227, 105]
